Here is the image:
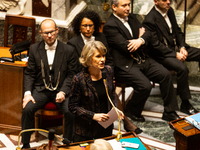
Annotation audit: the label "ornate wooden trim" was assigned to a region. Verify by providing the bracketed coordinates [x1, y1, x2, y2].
[32, 0, 51, 17]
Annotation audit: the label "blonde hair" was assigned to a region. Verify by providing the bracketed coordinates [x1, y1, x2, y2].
[79, 41, 107, 68]
[90, 139, 113, 150]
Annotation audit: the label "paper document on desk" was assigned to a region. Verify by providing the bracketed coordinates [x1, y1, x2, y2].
[21, 57, 29, 62]
[108, 139, 126, 150]
[120, 137, 147, 150]
[98, 108, 119, 129]
[185, 112, 200, 130]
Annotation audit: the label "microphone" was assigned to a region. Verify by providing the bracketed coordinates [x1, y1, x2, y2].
[52, 133, 71, 145]
[102, 70, 123, 141]
[48, 129, 55, 150]
[62, 138, 71, 145]
[50, 133, 71, 145]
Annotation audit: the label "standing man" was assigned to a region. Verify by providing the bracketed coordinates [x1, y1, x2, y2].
[21, 19, 77, 149]
[143, 0, 199, 115]
[103, 0, 180, 122]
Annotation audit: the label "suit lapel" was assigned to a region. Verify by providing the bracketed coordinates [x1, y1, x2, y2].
[38, 41, 50, 77]
[77, 35, 85, 57]
[128, 15, 139, 39]
[95, 35, 101, 41]
[53, 41, 64, 83]
[111, 14, 133, 39]
[168, 8, 177, 35]
[153, 7, 172, 42]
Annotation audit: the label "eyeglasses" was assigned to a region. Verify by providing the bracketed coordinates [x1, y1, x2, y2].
[42, 29, 57, 36]
[81, 24, 94, 28]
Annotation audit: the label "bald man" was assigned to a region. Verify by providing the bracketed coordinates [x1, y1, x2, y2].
[21, 19, 78, 149]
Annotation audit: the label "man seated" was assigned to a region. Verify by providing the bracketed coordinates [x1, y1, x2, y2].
[143, 0, 199, 115]
[103, 0, 180, 122]
[21, 19, 78, 149]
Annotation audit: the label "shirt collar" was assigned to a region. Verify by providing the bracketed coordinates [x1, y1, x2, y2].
[113, 13, 128, 23]
[155, 6, 168, 17]
[45, 39, 58, 50]
[81, 33, 95, 44]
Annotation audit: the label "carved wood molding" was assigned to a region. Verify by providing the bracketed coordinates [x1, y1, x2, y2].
[32, 0, 51, 17]
[13, 25, 27, 44]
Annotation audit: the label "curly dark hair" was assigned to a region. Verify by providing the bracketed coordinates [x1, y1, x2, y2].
[71, 10, 102, 35]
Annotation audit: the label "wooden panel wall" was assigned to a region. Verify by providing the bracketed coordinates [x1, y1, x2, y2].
[0, 63, 25, 134]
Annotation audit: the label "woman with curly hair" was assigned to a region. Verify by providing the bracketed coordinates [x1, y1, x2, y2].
[68, 10, 114, 72]
[68, 10, 142, 137]
[71, 10, 102, 37]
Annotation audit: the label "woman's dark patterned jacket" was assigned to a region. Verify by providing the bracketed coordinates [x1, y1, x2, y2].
[69, 65, 117, 138]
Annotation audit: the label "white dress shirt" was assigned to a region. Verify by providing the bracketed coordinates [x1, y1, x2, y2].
[45, 39, 57, 70]
[113, 13, 133, 37]
[81, 33, 95, 44]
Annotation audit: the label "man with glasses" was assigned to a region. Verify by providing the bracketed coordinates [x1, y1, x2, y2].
[143, 0, 199, 115]
[103, 0, 180, 122]
[21, 19, 78, 149]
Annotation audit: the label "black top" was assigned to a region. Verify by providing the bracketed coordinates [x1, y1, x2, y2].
[92, 78, 108, 113]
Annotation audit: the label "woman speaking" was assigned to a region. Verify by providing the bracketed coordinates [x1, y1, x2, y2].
[69, 41, 124, 142]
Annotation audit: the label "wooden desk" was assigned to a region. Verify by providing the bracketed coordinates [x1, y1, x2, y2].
[0, 47, 26, 134]
[169, 118, 200, 150]
[0, 46, 28, 65]
[0, 47, 12, 57]
[27, 132, 150, 150]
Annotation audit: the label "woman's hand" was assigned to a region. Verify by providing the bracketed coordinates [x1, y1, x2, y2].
[93, 113, 110, 122]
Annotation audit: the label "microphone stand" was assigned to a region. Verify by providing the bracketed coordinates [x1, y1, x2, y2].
[48, 129, 55, 150]
[103, 78, 122, 142]
[16, 128, 69, 150]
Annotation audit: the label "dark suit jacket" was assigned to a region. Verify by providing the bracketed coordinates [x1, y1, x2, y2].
[67, 33, 114, 72]
[143, 6, 190, 60]
[24, 40, 78, 96]
[103, 13, 151, 72]
[69, 65, 117, 137]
